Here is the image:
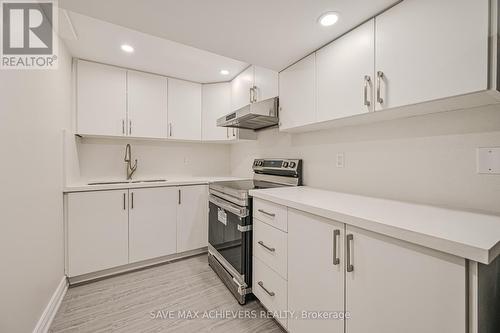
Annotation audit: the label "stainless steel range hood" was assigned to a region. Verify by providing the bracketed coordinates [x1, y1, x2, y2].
[217, 97, 279, 130]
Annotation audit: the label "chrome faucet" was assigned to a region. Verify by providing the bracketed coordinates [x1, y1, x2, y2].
[124, 144, 138, 180]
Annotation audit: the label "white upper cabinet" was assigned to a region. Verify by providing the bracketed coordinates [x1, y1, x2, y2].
[254, 65, 279, 102]
[375, 0, 489, 110]
[317, 19, 375, 121]
[279, 53, 316, 130]
[167, 78, 202, 140]
[231, 66, 255, 111]
[128, 187, 178, 263]
[127, 71, 167, 138]
[77, 60, 127, 136]
[231, 65, 278, 111]
[202, 83, 232, 141]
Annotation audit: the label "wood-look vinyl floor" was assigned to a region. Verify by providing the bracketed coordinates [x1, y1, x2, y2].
[50, 255, 284, 333]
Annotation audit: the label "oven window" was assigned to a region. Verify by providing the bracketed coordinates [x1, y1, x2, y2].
[208, 201, 245, 275]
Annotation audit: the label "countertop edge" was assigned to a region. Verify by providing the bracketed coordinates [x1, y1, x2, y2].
[64, 177, 247, 193]
[250, 190, 492, 264]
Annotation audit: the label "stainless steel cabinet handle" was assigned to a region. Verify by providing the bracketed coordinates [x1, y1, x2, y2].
[123, 193, 126, 210]
[169, 123, 172, 137]
[226, 128, 229, 139]
[257, 281, 275, 297]
[376, 71, 384, 104]
[232, 128, 236, 137]
[178, 189, 181, 205]
[333, 229, 340, 265]
[129, 120, 132, 135]
[249, 87, 254, 104]
[252, 86, 258, 102]
[346, 234, 354, 272]
[131, 192, 134, 209]
[364, 75, 371, 107]
[258, 209, 275, 217]
[258, 241, 275, 252]
[122, 120, 125, 135]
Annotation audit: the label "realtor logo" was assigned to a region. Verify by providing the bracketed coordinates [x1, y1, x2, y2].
[1, 0, 58, 69]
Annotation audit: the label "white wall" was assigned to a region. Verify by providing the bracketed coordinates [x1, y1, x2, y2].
[74, 138, 231, 183]
[230, 106, 500, 214]
[0, 44, 72, 331]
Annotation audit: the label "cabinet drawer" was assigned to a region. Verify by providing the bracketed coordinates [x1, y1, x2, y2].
[253, 219, 287, 279]
[253, 199, 287, 232]
[253, 256, 288, 328]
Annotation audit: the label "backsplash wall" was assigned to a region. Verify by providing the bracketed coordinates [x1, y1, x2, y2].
[230, 105, 500, 214]
[74, 137, 231, 182]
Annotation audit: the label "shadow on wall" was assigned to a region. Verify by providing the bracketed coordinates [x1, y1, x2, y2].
[293, 104, 500, 146]
[230, 104, 500, 214]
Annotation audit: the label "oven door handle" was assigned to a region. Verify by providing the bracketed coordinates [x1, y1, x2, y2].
[209, 194, 249, 218]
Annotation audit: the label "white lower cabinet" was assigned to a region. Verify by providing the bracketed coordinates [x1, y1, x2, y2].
[66, 184, 208, 277]
[345, 225, 466, 333]
[129, 187, 177, 263]
[252, 199, 468, 333]
[253, 219, 287, 279]
[253, 256, 288, 329]
[67, 190, 129, 276]
[176, 185, 208, 252]
[288, 209, 345, 333]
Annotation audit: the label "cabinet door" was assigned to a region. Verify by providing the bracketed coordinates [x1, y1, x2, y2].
[202, 83, 231, 141]
[177, 185, 208, 252]
[288, 209, 345, 333]
[345, 225, 466, 333]
[279, 53, 316, 130]
[317, 19, 374, 121]
[67, 190, 128, 276]
[77, 60, 127, 136]
[375, 0, 488, 111]
[167, 78, 202, 140]
[127, 71, 167, 138]
[231, 66, 254, 111]
[254, 65, 278, 102]
[129, 187, 177, 262]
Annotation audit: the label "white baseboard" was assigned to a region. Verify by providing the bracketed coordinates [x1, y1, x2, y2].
[33, 276, 68, 333]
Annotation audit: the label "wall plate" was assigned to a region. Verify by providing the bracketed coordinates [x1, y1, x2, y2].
[477, 147, 500, 174]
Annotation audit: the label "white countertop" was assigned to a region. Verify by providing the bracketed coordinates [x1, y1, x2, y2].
[64, 176, 246, 193]
[249, 186, 500, 264]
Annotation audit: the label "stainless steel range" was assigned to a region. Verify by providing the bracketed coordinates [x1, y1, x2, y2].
[208, 158, 302, 304]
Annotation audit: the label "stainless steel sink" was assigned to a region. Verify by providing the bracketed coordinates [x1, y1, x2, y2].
[88, 179, 167, 185]
[131, 179, 167, 183]
[87, 181, 130, 185]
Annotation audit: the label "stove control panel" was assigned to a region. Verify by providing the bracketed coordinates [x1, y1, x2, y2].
[253, 159, 302, 175]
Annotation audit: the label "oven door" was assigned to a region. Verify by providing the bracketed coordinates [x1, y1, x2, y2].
[208, 194, 251, 279]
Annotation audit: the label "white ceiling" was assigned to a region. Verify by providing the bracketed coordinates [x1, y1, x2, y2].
[59, 0, 400, 81]
[61, 11, 249, 83]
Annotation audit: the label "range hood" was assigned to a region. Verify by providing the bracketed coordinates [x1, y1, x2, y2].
[217, 97, 279, 130]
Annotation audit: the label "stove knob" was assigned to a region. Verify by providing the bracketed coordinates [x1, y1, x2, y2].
[283, 162, 289, 168]
[289, 162, 296, 168]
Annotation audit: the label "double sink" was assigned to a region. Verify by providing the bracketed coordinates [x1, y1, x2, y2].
[88, 179, 167, 186]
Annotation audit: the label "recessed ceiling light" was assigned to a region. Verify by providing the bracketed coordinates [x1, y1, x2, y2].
[121, 44, 134, 53]
[318, 12, 339, 27]
[220, 69, 229, 75]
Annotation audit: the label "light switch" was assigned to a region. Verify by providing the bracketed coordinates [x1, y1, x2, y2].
[477, 147, 500, 174]
[336, 153, 345, 168]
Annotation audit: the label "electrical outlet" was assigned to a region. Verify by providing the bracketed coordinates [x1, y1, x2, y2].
[477, 147, 500, 174]
[336, 153, 345, 168]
